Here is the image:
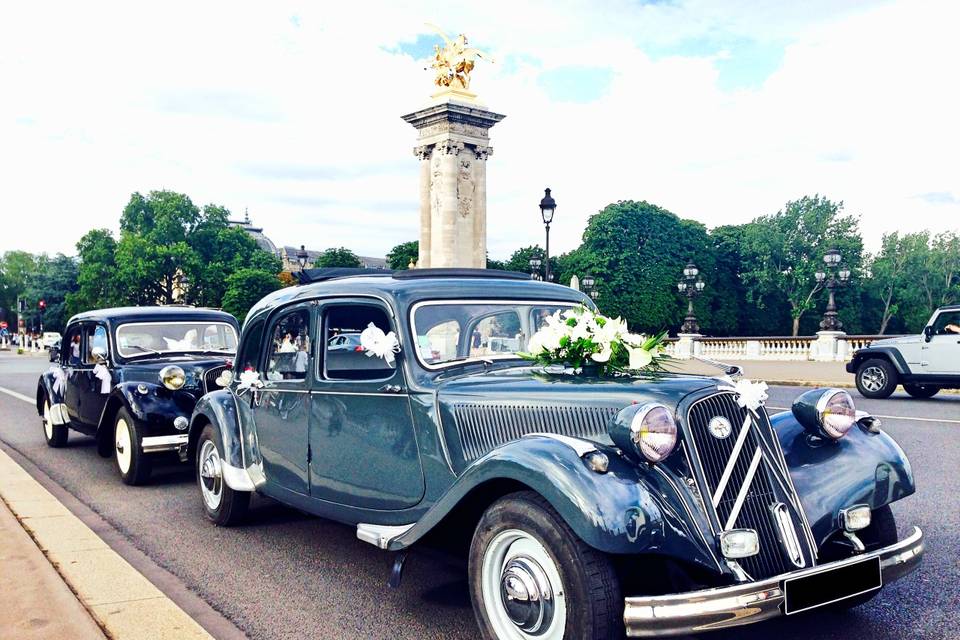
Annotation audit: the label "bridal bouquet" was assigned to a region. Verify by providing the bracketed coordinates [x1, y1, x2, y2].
[523, 307, 669, 375]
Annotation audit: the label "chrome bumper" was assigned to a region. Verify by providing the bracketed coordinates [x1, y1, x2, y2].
[141, 434, 189, 454]
[624, 526, 924, 637]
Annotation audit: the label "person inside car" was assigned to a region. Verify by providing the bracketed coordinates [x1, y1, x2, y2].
[945, 323, 960, 334]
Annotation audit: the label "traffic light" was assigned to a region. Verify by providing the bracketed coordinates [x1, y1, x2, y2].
[39, 300, 46, 310]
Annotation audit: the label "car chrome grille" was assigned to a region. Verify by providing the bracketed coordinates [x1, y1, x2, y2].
[452, 404, 617, 462]
[203, 365, 229, 395]
[686, 392, 797, 580]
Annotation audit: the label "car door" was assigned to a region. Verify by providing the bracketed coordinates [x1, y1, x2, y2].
[250, 303, 313, 496]
[62, 324, 87, 426]
[923, 310, 960, 374]
[309, 299, 424, 510]
[78, 323, 112, 425]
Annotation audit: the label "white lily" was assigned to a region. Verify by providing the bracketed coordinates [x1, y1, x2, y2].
[628, 346, 653, 369]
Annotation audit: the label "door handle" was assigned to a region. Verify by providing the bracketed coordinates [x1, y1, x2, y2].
[378, 384, 402, 394]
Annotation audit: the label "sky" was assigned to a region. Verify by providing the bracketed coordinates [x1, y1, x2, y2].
[1, 0, 958, 260]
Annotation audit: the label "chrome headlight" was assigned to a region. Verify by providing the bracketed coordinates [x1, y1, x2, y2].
[159, 365, 186, 391]
[793, 388, 857, 439]
[610, 403, 678, 463]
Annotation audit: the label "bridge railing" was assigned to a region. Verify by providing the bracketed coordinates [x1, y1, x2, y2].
[661, 333, 903, 362]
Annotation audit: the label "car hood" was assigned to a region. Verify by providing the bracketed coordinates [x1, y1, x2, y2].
[869, 335, 920, 347]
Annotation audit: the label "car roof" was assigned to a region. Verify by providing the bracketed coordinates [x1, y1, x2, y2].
[939, 304, 960, 312]
[67, 306, 238, 327]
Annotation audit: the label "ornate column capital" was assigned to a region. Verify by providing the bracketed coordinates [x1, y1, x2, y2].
[413, 145, 432, 161]
[473, 145, 493, 161]
[434, 140, 465, 156]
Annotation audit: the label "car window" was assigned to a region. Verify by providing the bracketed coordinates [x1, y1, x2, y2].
[468, 312, 522, 357]
[64, 326, 82, 366]
[237, 317, 265, 373]
[265, 309, 310, 382]
[933, 311, 960, 334]
[322, 305, 396, 381]
[83, 325, 108, 365]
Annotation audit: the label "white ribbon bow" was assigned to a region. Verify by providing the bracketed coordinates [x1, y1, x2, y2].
[92, 363, 112, 394]
[49, 365, 67, 396]
[734, 379, 769, 413]
[360, 323, 400, 366]
[236, 370, 265, 395]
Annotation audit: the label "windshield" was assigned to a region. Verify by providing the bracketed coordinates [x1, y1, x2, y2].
[412, 301, 577, 368]
[115, 321, 238, 358]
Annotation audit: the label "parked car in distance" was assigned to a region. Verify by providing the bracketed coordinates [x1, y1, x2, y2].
[849, 304, 960, 398]
[47, 338, 61, 362]
[41, 331, 62, 349]
[37, 307, 239, 485]
[189, 268, 923, 639]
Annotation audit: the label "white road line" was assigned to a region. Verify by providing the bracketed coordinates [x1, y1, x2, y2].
[0, 385, 33, 404]
[767, 406, 960, 425]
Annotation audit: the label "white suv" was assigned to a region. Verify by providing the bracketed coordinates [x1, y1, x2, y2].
[848, 305, 960, 398]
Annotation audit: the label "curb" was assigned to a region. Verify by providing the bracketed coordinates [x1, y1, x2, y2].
[761, 380, 960, 395]
[0, 449, 216, 640]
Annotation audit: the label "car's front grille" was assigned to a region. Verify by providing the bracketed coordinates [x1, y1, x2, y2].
[203, 365, 229, 395]
[686, 392, 797, 580]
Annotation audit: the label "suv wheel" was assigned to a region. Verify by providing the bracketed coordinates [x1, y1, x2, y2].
[469, 491, 622, 640]
[197, 423, 250, 526]
[855, 359, 898, 399]
[903, 384, 939, 399]
[41, 397, 68, 447]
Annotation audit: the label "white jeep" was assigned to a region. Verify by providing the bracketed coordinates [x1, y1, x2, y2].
[848, 305, 960, 398]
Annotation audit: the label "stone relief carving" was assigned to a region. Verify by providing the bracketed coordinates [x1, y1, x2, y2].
[434, 140, 464, 156]
[413, 145, 432, 161]
[457, 155, 475, 218]
[474, 145, 493, 161]
[417, 122, 490, 139]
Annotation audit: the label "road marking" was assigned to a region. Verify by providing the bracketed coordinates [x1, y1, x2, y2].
[768, 406, 960, 425]
[0, 385, 33, 404]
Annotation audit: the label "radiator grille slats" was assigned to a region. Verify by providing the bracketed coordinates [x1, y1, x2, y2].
[203, 365, 229, 395]
[451, 404, 617, 462]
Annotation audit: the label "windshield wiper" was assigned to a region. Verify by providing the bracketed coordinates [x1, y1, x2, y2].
[125, 345, 162, 357]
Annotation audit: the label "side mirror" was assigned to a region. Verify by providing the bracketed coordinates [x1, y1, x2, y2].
[91, 346, 108, 364]
[923, 326, 934, 342]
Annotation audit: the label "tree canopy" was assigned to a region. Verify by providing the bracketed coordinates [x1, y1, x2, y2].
[387, 241, 419, 270]
[315, 247, 362, 268]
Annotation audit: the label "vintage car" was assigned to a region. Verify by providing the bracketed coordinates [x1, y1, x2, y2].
[848, 304, 960, 399]
[188, 269, 923, 639]
[37, 306, 239, 485]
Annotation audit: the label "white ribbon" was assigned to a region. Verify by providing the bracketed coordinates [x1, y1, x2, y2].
[236, 370, 264, 395]
[734, 379, 769, 412]
[92, 363, 112, 394]
[360, 323, 400, 366]
[49, 365, 67, 396]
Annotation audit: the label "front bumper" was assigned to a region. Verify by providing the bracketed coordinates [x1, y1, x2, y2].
[624, 526, 924, 637]
[141, 434, 189, 455]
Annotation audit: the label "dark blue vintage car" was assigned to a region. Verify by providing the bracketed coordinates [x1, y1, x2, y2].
[37, 306, 239, 485]
[188, 269, 923, 639]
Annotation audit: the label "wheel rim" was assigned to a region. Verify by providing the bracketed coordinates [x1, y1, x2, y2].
[480, 529, 566, 640]
[115, 418, 132, 473]
[198, 440, 223, 511]
[860, 366, 886, 392]
[43, 401, 53, 440]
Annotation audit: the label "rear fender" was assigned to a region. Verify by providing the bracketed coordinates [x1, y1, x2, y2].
[36, 368, 70, 425]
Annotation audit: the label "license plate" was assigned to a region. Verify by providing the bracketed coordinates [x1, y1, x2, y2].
[783, 556, 882, 615]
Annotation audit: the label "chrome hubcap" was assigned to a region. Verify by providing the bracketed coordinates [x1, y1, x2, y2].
[481, 529, 566, 639]
[861, 366, 886, 392]
[199, 440, 223, 511]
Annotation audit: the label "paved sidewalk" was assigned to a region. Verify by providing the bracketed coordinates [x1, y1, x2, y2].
[671, 359, 852, 386]
[0, 497, 106, 640]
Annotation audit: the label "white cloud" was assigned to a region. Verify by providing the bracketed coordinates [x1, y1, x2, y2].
[1, 0, 957, 262]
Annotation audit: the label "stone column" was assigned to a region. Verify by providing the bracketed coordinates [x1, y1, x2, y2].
[402, 101, 505, 268]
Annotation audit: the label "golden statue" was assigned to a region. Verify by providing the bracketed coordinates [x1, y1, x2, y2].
[426, 24, 492, 92]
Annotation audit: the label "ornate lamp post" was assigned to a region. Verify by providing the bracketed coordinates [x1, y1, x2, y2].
[815, 249, 852, 332]
[539, 188, 556, 283]
[529, 256, 542, 280]
[581, 274, 598, 303]
[296, 245, 309, 272]
[677, 262, 705, 334]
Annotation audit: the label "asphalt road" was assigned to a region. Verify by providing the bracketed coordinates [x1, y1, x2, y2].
[0, 353, 957, 640]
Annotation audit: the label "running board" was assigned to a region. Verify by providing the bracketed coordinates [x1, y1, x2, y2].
[356, 523, 416, 550]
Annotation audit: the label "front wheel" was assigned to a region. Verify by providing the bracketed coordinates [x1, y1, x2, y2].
[469, 491, 623, 640]
[114, 408, 152, 485]
[855, 358, 898, 399]
[41, 397, 68, 447]
[196, 423, 250, 526]
[903, 384, 939, 399]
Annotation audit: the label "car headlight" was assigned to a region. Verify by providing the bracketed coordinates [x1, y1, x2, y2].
[159, 365, 186, 391]
[610, 403, 678, 463]
[792, 388, 857, 439]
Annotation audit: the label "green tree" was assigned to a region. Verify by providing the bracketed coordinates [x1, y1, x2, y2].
[315, 247, 362, 268]
[24, 254, 79, 333]
[386, 241, 419, 270]
[502, 245, 559, 279]
[67, 229, 120, 315]
[918, 231, 960, 316]
[866, 231, 930, 334]
[0, 251, 39, 330]
[221, 269, 282, 322]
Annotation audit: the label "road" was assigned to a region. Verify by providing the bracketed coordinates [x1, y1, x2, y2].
[0, 353, 957, 640]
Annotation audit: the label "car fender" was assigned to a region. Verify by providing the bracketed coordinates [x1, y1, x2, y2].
[36, 368, 69, 425]
[848, 347, 912, 375]
[770, 409, 915, 546]
[189, 390, 263, 492]
[389, 436, 721, 573]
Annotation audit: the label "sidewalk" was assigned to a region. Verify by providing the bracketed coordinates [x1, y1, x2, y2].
[671, 359, 852, 386]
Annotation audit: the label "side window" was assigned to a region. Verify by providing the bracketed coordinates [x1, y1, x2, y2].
[933, 312, 960, 335]
[64, 326, 82, 366]
[266, 310, 310, 381]
[237, 318, 265, 373]
[469, 312, 522, 356]
[81, 325, 108, 365]
[322, 305, 396, 381]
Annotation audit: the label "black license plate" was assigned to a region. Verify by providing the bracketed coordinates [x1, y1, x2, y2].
[783, 556, 882, 615]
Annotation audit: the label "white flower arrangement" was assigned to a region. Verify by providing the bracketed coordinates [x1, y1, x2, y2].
[523, 306, 668, 375]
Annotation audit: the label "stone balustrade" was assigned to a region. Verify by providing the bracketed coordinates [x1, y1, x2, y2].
[663, 333, 902, 362]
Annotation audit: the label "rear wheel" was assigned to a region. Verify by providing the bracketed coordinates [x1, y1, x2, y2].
[114, 408, 152, 485]
[197, 423, 249, 526]
[469, 491, 622, 640]
[903, 384, 939, 399]
[855, 359, 898, 399]
[829, 505, 897, 610]
[41, 397, 68, 447]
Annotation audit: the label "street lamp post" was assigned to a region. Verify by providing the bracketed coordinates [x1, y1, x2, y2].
[38, 300, 45, 333]
[581, 274, 598, 303]
[529, 256, 542, 281]
[815, 248, 851, 332]
[677, 261, 706, 334]
[539, 188, 556, 283]
[296, 245, 309, 272]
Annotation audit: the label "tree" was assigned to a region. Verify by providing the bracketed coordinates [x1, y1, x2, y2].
[67, 229, 120, 316]
[315, 247, 362, 268]
[24, 254, 79, 333]
[918, 232, 960, 317]
[221, 269, 282, 322]
[502, 245, 559, 278]
[867, 232, 930, 334]
[0, 251, 37, 328]
[738, 195, 863, 336]
[387, 241, 419, 270]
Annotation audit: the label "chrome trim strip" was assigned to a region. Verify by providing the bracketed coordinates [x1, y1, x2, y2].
[525, 432, 597, 457]
[623, 526, 924, 637]
[724, 447, 762, 531]
[259, 386, 310, 393]
[356, 523, 416, 550]
[711, 414, 753, 508]
[308, 390, 410, 397]
[771, 502, 805, 568]
[141, 434, 189, 453]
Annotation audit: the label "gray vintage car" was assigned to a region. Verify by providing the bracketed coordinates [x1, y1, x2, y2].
[188, 269, 923, 639]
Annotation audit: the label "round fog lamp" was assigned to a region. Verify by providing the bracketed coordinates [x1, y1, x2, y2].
[160, 365, 186, 391]
[817, 389, 857, 439]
